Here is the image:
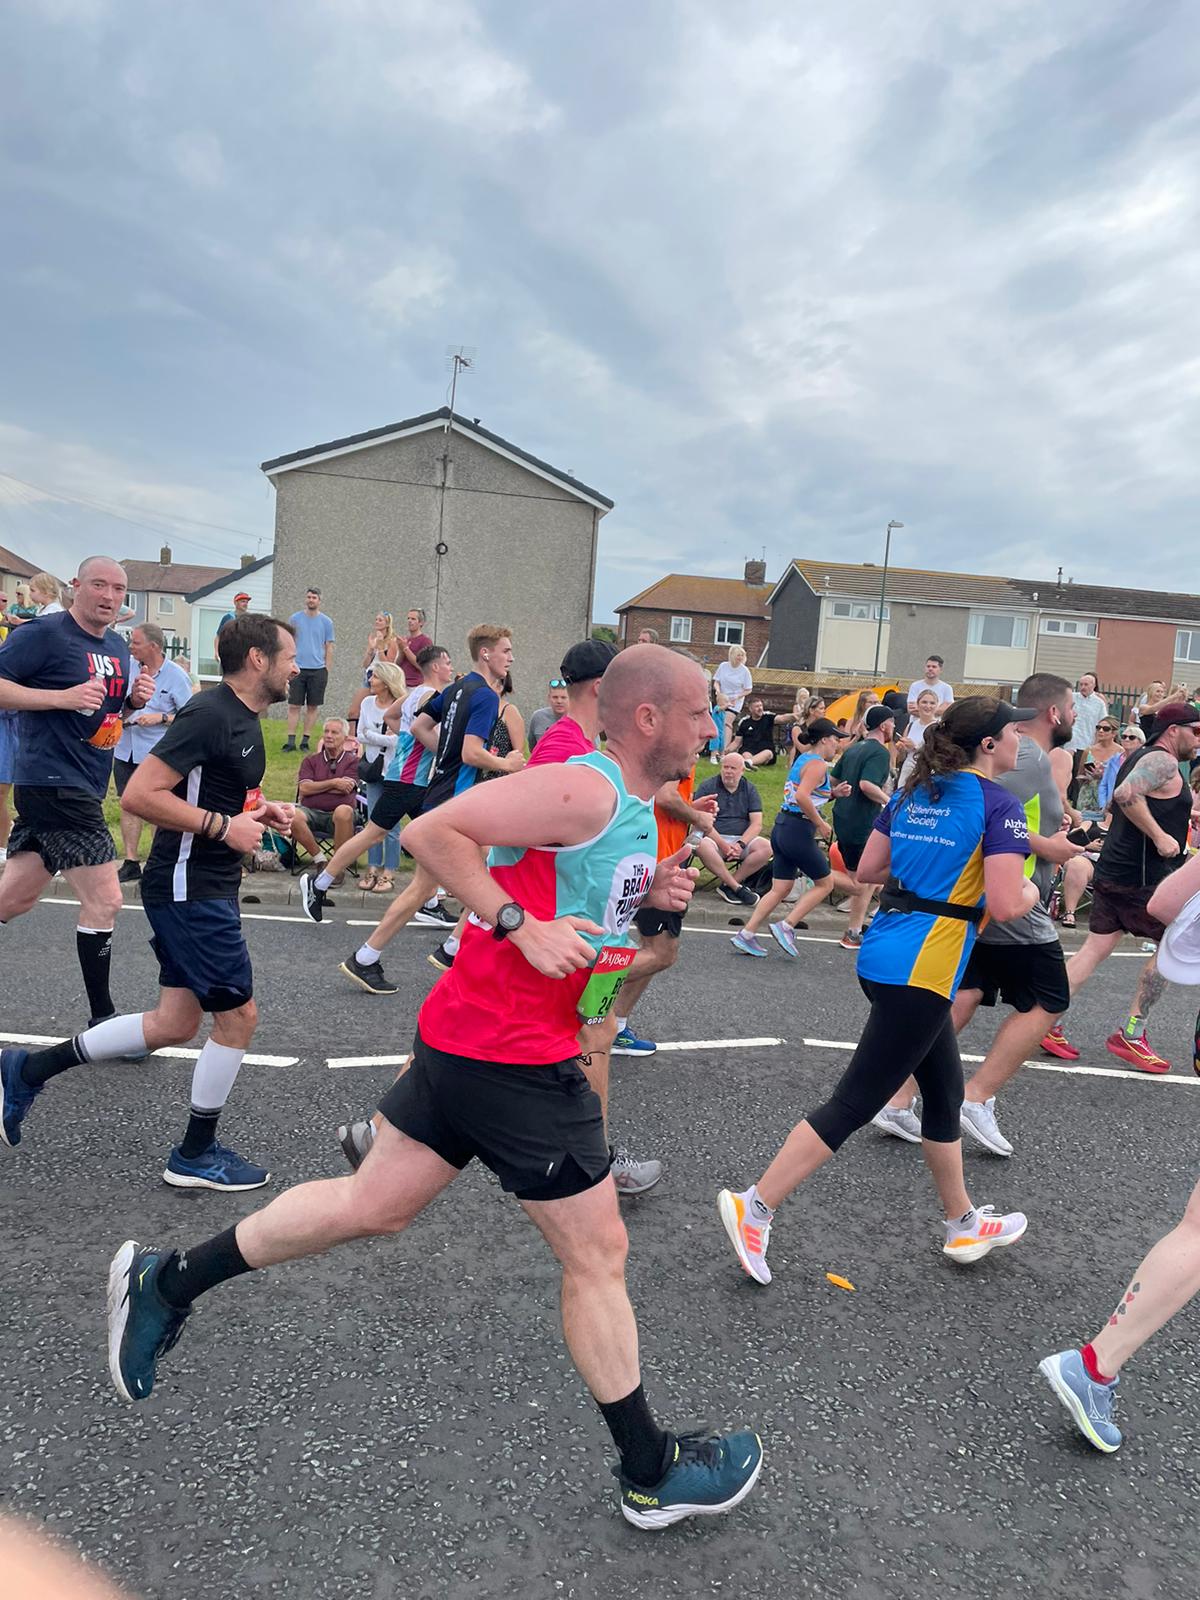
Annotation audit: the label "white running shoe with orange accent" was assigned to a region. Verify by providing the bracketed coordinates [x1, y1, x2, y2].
[718, 1189, 772, 1285]
[942, 1204, 1027, 1264]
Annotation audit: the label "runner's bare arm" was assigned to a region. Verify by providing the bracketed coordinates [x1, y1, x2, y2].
[984, 854, 1041, 922]
[1114, 751, 1184, 855]
[855, 830, 891, 884]
[462, 733, 524, 774]
[410, 711, 439, 751]
[1048, 745, 1082, 828]
[0, 678, 107, 713]
[121, 754, 264, 853]
[1148, 850, 1200, 925]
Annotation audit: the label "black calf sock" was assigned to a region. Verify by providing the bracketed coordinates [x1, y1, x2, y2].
[179, 1109, 221, 1159]
[598, 1383, 674, 1487]
[76, 928, 114, 1020]
[156, 1225, 253, 1309]
[22, 1035, 87, 1088]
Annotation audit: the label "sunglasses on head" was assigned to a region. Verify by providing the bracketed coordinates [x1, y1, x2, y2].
[549, 678, 567, 688]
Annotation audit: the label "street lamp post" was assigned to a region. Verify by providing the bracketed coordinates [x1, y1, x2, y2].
[872, 520, 904, 675]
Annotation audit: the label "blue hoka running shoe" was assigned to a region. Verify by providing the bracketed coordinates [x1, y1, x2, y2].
[0, 1048, 40, 1148]
[107, 1241, 191, 1402]
[616, 1428, 764, 1529]
[1038, 1349, 1122, 1453]
[162, 1140, 270, 1191]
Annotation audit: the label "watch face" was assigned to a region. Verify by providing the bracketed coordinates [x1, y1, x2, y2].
[498, 902, 523, 931]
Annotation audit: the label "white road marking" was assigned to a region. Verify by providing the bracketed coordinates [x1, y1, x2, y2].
[798, 1036, 1199, 1087]
[652, 1037, 785, 1051]
[327, 1054, 410, 1070]
[0, 1032, 297, 1067]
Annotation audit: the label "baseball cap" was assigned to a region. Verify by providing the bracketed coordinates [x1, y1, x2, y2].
[234, 590, 251, 602]
[560, 639, 618, 685]
[881, 690, 909, 715]
[949, 700, 1038, 746]
[1146, 702, 1200, 732]
[806, 717, 853, 741]
[865, 704, 896, 732]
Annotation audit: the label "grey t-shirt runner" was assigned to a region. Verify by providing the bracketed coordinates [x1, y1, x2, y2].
[978, 736, 1062, 946]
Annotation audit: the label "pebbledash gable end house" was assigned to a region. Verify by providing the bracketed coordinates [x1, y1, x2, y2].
[765, 558, 1200, 691]
[616, 562, 772, 670]
[262, 407, 613, 715]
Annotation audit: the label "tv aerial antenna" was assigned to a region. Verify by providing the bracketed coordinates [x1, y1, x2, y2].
[433, 346, 478, 634]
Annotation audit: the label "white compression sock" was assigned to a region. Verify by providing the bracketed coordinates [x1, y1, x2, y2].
[443, 935, 460, 957]
[189, 1040, 245, 1113]
[356, 942, 383, 965]
[77, 1013, 148, 1062]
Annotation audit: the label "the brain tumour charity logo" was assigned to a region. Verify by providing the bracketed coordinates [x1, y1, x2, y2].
[86, 713, 123, 750]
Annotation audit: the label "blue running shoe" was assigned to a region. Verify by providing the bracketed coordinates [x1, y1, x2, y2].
[731, 930, 768, 958]
[0, 1048, 40, 1148]
[616, 1427, 764, 1529]
[1038, 1349, 1122, 1452]
[163, 1140, 270, 1191]
[768, 921, 799, 958]
[107, 1240, 191, 1402]
[611, 1028, 656, 1057]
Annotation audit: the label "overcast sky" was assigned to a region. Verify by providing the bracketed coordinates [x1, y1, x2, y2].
[3, 0, 1199, 622]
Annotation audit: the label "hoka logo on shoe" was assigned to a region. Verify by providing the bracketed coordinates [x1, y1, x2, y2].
[626, 1491, 659, 1506]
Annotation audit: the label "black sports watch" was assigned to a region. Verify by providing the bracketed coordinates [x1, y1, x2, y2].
[492, 901, 525, 940]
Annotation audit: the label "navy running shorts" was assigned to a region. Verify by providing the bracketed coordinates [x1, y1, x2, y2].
[379, 1032, 612, 1201]
[144, 896, 253, 1012]
[770, 812, 830, 883]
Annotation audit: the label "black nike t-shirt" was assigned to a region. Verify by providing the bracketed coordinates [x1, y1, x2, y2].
[141, 683, 266, 904]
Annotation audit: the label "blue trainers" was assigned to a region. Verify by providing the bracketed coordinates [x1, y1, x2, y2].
[1038, 1349, 1122, 1453]
[107, 1240, 191, 1402]
[0, 1048, 40, 1148]
[163, 1140, 270, 1191]
[611, 1028, 656, 1057]
[731, 930, 768, 958]
[616, 1428, 764, 1529]
[768, 921, 799, 958]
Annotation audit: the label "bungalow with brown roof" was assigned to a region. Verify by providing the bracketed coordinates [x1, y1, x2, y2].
[616, 561, 772, 670]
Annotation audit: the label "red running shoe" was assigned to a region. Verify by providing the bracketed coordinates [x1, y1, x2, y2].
[1105, 1031, 1171, 1074]
[1041, 1024, 1080, 1060]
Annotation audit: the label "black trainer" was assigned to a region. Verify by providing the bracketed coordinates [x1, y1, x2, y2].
[339, 953, 398, 995]
[428, 942, 455, 972]
[299, 736, 311, 751]
[117, 859, 142, 884]
[298, 871, 327, 924]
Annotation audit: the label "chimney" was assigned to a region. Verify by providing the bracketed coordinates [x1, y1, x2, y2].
[744, 558, 767, 584]
[159, 544, 172, 566]
[240, 553, 254, 568]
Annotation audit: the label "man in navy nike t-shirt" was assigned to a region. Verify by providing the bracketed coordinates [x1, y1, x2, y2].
[0, 556, 155, 1028]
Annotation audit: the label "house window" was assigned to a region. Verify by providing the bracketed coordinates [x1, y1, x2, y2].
[156, 594, 176, 617]
[1040, 616, 1098, 637]
[967, 612, 1029, 649]
[830, 599, 889, 621]
[714, 619, 744, 646]
[669, 616, 692, 643]
[1176, 629, 1200, 664]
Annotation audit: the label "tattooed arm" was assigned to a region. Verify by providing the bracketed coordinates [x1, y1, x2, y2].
[1113, 750, 1184, 857]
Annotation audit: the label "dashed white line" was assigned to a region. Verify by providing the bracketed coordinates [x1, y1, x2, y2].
[0, 1032, 298, 1067]
[799, 1036, 1199, 1087]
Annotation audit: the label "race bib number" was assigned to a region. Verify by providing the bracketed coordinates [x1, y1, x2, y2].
[576, 945, 636, 1024]
[86, 713, 122, 750]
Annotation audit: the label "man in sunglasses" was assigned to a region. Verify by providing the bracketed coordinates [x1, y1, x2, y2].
[528, 678, 571, 751]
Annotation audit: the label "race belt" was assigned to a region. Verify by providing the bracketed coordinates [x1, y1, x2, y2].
[878, 876, 984, 925]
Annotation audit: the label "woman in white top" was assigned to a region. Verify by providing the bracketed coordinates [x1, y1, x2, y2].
[355, 661, 405, 892]
[713, 645, 753, 746]
[29, 572, 64, 616]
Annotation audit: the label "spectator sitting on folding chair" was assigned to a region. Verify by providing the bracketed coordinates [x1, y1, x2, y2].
[693, 752, 773, 906]
[291, 718, 360, 867]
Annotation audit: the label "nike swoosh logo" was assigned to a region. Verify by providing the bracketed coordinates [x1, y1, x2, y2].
[241, 747, 255, 757]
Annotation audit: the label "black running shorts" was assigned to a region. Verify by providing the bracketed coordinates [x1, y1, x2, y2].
[111, 757, 137, 798]
[9, 785, 116, 874]
[369, 780, 425, 832]
[959, 939, 1070, 1015]
[379, 1033, 612, 1201]
[1088, 879, 1166, 942]
[633, 906, 684, 939]
[770, 812, 830, 883]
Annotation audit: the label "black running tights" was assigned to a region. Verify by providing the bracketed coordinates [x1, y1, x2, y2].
[807, 979, 963, 1151]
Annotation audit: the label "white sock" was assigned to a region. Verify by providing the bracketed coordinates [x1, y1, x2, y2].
[423, 896, 440, 912]
[952, 1206, 978, 1228]
[189, 1040, 245, 1112]
[315, 869, 334, 891]
[443, 934, 460, 957]
[356, 941, 383, 965]
[614, 1015, 629, 1033]
[77, 1012, 148, 1063]
[742, 1184, 774, 1222]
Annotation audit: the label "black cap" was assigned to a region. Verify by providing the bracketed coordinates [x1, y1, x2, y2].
[865, 704, 896, 732]
[881, 690, 909, 715]
[949, 701, 1039, 746]
[806, 717, 853, 741]
[560, 639, 617, 685]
